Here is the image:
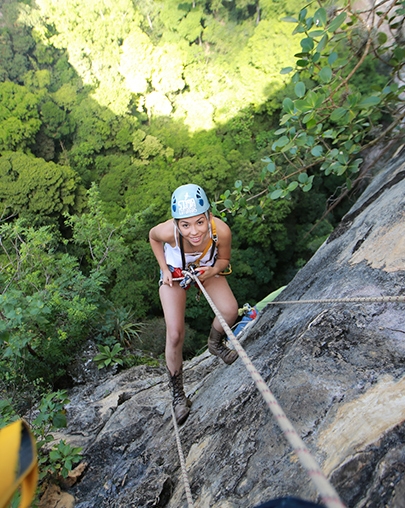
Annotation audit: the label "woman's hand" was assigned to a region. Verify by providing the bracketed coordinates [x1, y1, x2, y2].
[196, 266, 218, 282]
[161, 268, 173, 287]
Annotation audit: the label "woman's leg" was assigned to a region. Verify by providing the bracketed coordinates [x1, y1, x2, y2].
[203, 275, 238, 332]
[204, 275, 239, 364]
[160, 282, 191, 425]
[159, 283, 187, 375]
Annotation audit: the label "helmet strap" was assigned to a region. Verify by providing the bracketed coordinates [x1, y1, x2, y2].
[174, 219, 182, 238]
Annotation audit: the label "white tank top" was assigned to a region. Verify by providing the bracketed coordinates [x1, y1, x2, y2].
[164, 222, 217, 268]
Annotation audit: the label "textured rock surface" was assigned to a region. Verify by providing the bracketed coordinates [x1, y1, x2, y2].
[60, 151, 405, 507]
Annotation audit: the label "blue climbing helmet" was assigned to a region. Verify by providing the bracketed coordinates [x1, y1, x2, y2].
[171, 184, 210, 219]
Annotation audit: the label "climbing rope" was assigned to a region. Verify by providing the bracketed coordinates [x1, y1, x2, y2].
[264, 294, 405, 305]
[171, 405, 195, 508]
[185, 269, 346, 508]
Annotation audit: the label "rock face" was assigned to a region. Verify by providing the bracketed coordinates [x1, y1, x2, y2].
[62, 151, 405, 508]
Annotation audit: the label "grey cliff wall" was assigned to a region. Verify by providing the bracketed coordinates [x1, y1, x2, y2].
[58, 149, 405, 508]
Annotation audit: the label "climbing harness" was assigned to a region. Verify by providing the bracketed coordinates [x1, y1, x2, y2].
[0, 420, 38, 508]
[171, 405, 195, 508]
[179, 264, 200, 290]
[173, 264, 231, 301]
[172, 264, 232, 291]
[172, 267, 347, 508]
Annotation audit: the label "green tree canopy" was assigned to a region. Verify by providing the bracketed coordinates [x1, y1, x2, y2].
[0, 81, 41, 151]
[0, 152, 83, 224]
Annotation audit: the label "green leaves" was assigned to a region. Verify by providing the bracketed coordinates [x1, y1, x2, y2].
[213, 179, 260, 220]
[294, 82, 306, 98]
[270, 188, 284, 200]
[65, 183, 130, 274]
[33, 390, 70, 431]
[48, 440, 83, 478]
[272, 135, 290, 150]
[300, 37, 314, 53]
[93, 343, 124, 369]
[297, 172, 314, 193]
[327, 12, 347, 33]
[358, 95, 381, 108]
[252, 2, 404, 209]
[28, 390, 84, 481]
[319, 66, 332, 83]
[316, 33, 329, 53]
[266, 170, 315, 200]
[328, 52, 338, 66]
[283, 97, 295, 114]
[310, 145, 323, 157]
[313, 7, 327, 27]
[0, 216, 110, 385]
[330, 107, 347, 122]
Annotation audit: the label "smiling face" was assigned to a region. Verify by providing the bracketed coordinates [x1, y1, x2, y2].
[177, 213, 209, 248]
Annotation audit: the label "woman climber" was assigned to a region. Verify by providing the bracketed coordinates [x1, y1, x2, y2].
[149, 184, 239, 425]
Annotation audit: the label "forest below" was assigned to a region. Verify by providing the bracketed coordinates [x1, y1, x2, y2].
[0, 0, 404, 461]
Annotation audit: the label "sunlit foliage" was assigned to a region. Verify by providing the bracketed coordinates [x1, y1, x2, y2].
[19, 0, 301, 127]
[1, 0, 403, 402]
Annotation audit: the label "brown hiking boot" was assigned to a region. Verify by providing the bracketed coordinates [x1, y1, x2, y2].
[167, 366, 192, 425]
[208, 326, 238, 365]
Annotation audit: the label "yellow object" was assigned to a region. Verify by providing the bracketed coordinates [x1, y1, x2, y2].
[219, 263, 232, 276]
[0, 420, 38, 508]
[211, 219, 232, 275]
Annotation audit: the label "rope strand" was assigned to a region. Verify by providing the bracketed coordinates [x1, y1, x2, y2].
[171, 405, 195, 508]
[190, 272, 346, 508]
[171, 269, 404, 505]
[264, 295, 405, 305]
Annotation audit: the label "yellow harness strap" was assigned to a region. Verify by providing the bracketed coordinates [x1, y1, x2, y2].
[211, 218, 218, 242]
[203, 219, 232, 275]
[0, 420, 38, 508]
[210, 219, 232, 275]
[187, 219, 217, 268]
[184, 219, 231, 275]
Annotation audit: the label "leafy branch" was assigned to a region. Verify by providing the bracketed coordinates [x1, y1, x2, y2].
[217, 0, 405, 217]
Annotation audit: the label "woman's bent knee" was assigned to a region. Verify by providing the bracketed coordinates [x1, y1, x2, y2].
[166, 330, 185, 349]
[225, 302, 239, 324]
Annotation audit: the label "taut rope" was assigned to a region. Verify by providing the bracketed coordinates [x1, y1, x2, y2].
[264, 295, 405, 305]
[190, 271, 346, 508]
[171, 405, 195, 508]
[170, 267, 405, 505]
